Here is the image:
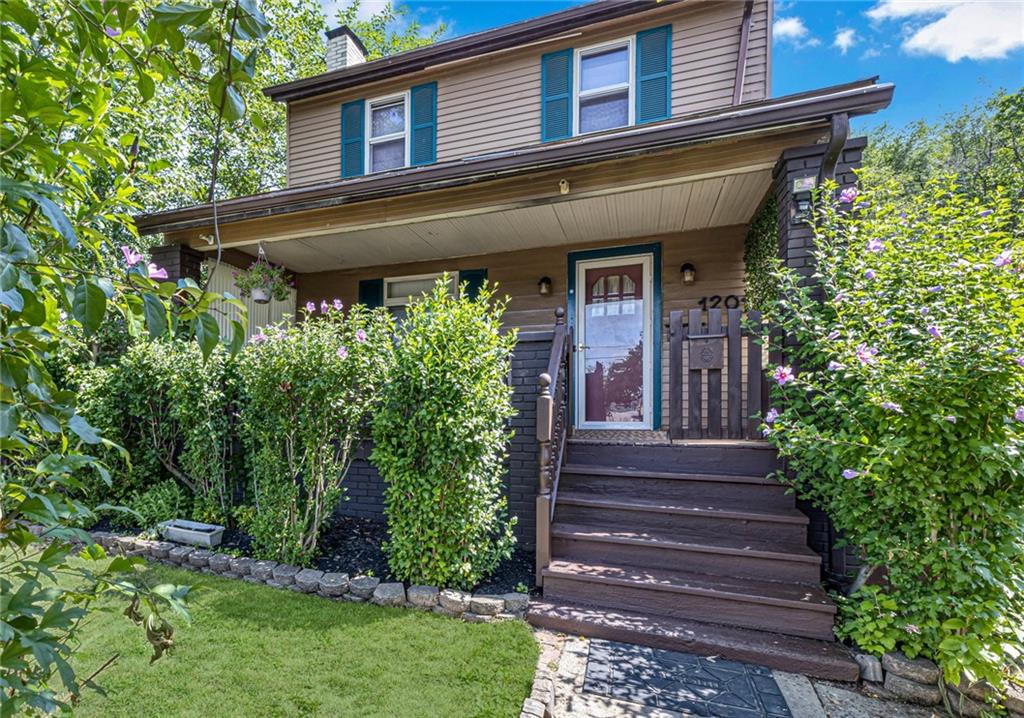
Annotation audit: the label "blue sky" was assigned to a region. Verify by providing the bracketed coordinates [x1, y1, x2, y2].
[321, 1, 1024, 131]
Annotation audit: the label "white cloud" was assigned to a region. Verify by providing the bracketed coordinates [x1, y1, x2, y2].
[865, 1, 1024, 62]
[833, 27, 857, 55]
[774, 16, 821, 48]
[860, 47, 882, 60]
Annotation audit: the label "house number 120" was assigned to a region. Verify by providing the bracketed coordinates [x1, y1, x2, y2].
[698, 295, 745, 310]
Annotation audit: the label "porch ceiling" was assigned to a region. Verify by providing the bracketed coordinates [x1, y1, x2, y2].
[221, 168, 771, 274]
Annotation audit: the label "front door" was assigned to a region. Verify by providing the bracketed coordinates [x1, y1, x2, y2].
[574, 254, 654, 429]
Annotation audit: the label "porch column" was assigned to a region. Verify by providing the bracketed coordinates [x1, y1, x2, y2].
[149, 243, 203, 283]
[770, 137, 866, 589]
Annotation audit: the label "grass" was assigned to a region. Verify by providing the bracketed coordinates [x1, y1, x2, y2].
[68, 562, 538, 717]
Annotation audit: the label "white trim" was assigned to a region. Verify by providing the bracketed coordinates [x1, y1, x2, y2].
[383, 271, 455, 307]
[365, 91, 411, 174]
[574, 253, 654, 430]
[572, 35, 634, 137]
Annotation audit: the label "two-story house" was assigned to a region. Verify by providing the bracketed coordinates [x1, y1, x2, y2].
[138, 0, 893, 679]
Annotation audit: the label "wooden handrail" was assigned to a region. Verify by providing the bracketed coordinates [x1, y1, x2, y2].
[535, 307, 571, 587]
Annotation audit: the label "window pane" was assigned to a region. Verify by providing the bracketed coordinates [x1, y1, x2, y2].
[371, 101, 404, 137]
[371, 139, 405, 172]
[580, 46, 628, 92]
[579, 91, 629, 133]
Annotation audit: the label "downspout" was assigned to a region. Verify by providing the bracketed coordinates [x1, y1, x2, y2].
[817, 112, 850, 184]
[731, 0, 755, 105]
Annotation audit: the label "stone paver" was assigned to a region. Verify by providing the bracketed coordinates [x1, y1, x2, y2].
[349, 576, 379, 599]
[813, 682, 943, 718]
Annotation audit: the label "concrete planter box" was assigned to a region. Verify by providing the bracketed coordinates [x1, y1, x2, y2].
[159, 519, 224, 548]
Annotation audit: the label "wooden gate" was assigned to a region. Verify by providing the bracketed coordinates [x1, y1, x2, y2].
[668, 308, 767, 440]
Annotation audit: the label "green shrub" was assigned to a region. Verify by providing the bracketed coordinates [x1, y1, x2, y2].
[743, 197, 779, 312]
[372, 278, 517, 589]
[761, 177, 1024, 691]
[236, 302, 393, 565]
[115, 480, 187, 532]
[77, 339, 240, 524]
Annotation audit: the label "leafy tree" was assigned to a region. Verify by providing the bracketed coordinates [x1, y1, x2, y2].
[0, 1, 271, 712]
[865, 88, 1024, 202]
[337, 0, 445, 60]
[761, 179, 1023, 697]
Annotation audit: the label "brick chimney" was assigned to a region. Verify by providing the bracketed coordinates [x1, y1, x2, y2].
[325, 26, 367, 72]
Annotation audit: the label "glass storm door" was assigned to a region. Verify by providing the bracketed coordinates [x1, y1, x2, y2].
[575, 255, 654, 429]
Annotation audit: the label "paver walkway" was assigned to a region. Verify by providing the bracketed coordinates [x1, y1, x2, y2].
[552, 636, 944, 718]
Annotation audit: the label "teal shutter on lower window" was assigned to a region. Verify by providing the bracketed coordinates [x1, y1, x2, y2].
[459, 269, 487, 300]
[541, 49, 573, 142]
[636, 25, 672, 124]
[410, 82, 437, 166]
[340, 99, 365, 178]
[358, 278, 383, 308]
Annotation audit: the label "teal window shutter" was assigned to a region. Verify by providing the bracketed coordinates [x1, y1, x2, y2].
[358, 278, 383, 307]
[635, 25, 672, 124]
[459, 269, 487, 300]
[410, 82, 437, 166]
[541, 49, 573, 142]
[340, 99, 365, 178]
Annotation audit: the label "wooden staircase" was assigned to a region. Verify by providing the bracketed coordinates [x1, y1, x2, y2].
[528, 440, 859, 681]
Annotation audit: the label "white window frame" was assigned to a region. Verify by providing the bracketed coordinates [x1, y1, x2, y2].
[573, 36, 634, 136]
[383, 271, 456, 309]
[365, 91, 410, 175]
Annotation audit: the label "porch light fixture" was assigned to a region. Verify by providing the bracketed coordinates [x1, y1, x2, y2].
[680, 263, 696, 286]
[792, 172, 817, 225]
[538, 276, 553, 296]
[558, 178, 570, 195]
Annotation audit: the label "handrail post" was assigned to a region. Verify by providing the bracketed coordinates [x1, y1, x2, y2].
[535, 372, 553, 587]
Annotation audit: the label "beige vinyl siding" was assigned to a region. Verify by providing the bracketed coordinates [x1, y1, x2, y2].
[286, 0, 771, 187]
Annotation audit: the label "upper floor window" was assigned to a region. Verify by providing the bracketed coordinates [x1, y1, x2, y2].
[367, 93, 409, 173]
[575, 38, 634, 134]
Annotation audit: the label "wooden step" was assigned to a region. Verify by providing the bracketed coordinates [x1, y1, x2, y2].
[551, 522, 821, 583]
[566, 442, 779, 476]
[555, 491, 808, 543]
[542, 560, 835, 641]
[559, 464, 794, 510]
[527, 599, 860, 682]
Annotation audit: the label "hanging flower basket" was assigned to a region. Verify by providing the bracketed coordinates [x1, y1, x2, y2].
[233, 253, 291, 305]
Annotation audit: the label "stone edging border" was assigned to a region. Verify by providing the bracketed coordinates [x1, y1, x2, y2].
[88, 531, 530, 621]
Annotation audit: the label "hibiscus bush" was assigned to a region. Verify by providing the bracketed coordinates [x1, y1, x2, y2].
[372, 277, 517, 589]
[236, 302, 393, 564]
[761, 177, 1024, 692]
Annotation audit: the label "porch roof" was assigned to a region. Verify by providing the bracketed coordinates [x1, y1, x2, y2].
[136, 78, 892, 240]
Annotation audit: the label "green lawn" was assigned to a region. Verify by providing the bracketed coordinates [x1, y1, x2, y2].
[69, 563, 538, 717]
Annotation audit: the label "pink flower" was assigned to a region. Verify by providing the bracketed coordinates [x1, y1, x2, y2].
[864, 269, 876, 280]
[765, 408, 780, 424]
[944, 415, 957, 423]
[121, 245, 143, 266]
[856, 343, 878, 365]
[250, 332, 266, 345]
[842, 469, 860, 480]
[866, 238, 884, 253]
[320, 300, 329, 313]
[839, 186, 858, 204]
[1016, 356, 1024, 367]
[104, 26, 120, 38]
[305, 301, 316, 313]
[880, 401, 903, 413]
[827, 330, 840, 340]
[333, 298, 343, 311]
[1015, 406, 1024, 422]
[147, 263, 168, 280]
[355, 329, 367, 342]
[994, 250, 1013, 268]
[828, 361, 844, 371]
[773, 365, 795, 386]
[904, 624, 921, 635]
[337, 346, 348, 360]
[927, 325, 942, 339]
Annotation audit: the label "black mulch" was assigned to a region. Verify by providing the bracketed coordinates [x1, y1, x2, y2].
[97, 513, 534, 595]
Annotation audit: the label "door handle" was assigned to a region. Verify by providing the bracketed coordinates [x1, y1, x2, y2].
[576, 343, 589, 351]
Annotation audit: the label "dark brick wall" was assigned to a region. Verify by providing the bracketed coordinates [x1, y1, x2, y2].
[150, 244, 203, 283]
[336, 331, 553, 549]
[771, 137, 867, 590]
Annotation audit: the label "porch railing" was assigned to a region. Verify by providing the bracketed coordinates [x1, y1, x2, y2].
[668, 308, 767, 440]
[535, 307, 572, 587]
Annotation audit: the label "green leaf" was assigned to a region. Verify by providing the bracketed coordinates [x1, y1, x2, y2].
[142, 293, 168, 339]
[151, 3, 212, 28]
[0, 222, 36, 263]
[72, 280, 107, 336]
[26, 192, 77, 247]
[68, 415, 102, 445]
[195, 313, 219, 360]
[0, 403, 20, 438]
[229, 319, 245, 356]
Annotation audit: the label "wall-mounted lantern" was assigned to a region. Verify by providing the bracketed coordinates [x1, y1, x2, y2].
[680, 263, 696, 286]
[538, 276, 553, 296]
[791, 173, 817, 224]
